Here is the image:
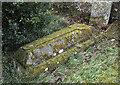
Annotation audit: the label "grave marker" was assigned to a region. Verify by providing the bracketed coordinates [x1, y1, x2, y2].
[89, 1, 112, 29]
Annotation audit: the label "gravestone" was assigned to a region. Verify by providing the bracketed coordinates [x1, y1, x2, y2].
[13, 24, 98, 80]
[13, 23, 116, 80]
[89, 1, 112, 29]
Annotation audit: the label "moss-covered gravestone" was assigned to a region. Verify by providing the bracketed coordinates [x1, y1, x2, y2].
[14, 23, 117, 80]
[13, 24, 99, 80]
[89, 1, 112, 29]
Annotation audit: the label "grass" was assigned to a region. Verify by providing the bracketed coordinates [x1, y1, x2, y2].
[2, 13, 119, 83]
[2, 33, 119, 83]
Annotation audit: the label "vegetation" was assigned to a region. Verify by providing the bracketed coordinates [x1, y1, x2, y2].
[2, 2, 119, 84]
[2, 2, 67, 52]
[2, 2, 68, 83]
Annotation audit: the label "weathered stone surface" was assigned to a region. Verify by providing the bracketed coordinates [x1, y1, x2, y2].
[89, 1, 112, 29]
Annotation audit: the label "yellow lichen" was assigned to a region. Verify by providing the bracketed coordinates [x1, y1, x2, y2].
[74, 36, 79, 42]
[40, 56, 43, 60]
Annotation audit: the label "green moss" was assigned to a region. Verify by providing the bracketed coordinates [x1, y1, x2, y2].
[28, 26, 93, 54]
[53, 44, 59, 53]
[66, 35, 72, 41]
[32, 25, 93, 53]
[22, 24, 93, 50]
[64, 38, 69, 45]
